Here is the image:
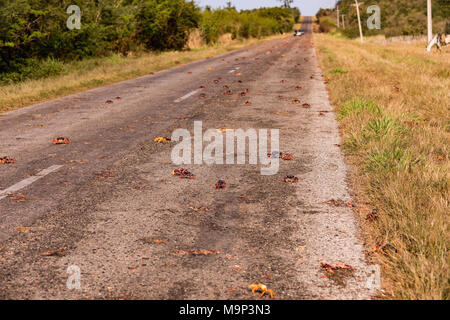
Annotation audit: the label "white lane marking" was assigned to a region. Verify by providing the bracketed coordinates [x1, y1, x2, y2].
[174, 89, 200, 103]
[228, 69, 236, 73]
[0, 165, 63, 201]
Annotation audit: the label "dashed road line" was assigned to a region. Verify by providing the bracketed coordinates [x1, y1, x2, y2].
[174, 89, 200, 103]
[0, 165, 64, 201]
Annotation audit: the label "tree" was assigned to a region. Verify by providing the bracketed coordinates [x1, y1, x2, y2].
[278, 0, 293, 9]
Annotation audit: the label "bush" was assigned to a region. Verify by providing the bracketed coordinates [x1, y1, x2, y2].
[136, 0, 200, 50]
[319, 17, 336, 33]
[0, 57, 65, 83]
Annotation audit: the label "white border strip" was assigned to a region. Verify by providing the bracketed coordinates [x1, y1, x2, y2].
[174, 89, 200, 103]
[0, 165, 63, 201]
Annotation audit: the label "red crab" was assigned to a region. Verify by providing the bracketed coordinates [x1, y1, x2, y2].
[0, 156, 15, 164]
[215, 180, 227, 189]
[52, 137, 70, 145]
[172, 168, 196, 179]
[320, 262, 355, 274]
[282, 176, 299, 183]
[281, 153, 294, 160]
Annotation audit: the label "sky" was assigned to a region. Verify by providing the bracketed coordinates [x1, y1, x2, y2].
[196, 0, 337, 16]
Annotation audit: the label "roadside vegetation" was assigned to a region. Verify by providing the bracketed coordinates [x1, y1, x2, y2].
[315, 33, 449, 299]
[316, 0, 449, 38]
[0, 1, 299, 113]
[0, 1, 299, 84]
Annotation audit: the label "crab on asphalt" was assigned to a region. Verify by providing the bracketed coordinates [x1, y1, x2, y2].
[154, 137, 171, 144]
[52, 137, 70, 145]
[248, 284, 274, 299]
[0, 156, 15, 164]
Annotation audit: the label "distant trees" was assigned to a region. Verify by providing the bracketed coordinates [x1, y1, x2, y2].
[278, 0, 294, 9]
[199, 6, 298, 44]
[316, 0, 450, 38]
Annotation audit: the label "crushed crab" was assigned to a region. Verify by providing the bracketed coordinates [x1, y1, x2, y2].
[267, 152, 294, 160]
[282, 176, 299, 183]
[154, 137, 171, 144]
[215, 180, 226, 189]
[0, 156, 15, 164]
[172, 168, 195, 179]
[320, 262, 355, 274]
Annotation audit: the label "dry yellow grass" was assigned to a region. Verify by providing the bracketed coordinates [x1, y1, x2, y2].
[315, 33, 449, 299]
[0, 33, 288, 114]
[186, 29, 205, 49]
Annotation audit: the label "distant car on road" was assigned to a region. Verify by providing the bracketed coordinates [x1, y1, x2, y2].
[294, 30, 304, 36]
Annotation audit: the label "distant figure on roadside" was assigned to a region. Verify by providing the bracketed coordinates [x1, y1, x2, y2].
[427, 33, 450, 52]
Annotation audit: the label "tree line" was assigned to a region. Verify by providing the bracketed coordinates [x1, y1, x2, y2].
[316, 0, 449, 38]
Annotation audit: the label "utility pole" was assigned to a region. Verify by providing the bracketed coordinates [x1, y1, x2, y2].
[427, 0, 432, 43]
[342, 14, 346, 29]
[337, 5, 340, 28]
[352, 0, 364, 43]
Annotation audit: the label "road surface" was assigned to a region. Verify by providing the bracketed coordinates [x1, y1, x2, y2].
[0, 18, 372, 299]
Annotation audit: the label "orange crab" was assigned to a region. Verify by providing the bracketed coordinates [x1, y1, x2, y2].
[154, 137, 171, 144]
[248, 284, 274, 299]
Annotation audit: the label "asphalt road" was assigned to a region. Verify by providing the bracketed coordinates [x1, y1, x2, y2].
[0, 18, 373, 299]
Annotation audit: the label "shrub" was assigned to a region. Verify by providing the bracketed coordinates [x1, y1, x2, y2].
[319, 17, 336, 33]
[136, 0, 200, 50]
